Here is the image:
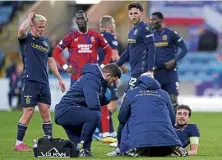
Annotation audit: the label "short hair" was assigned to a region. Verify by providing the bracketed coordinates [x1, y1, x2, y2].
[33, 14, 47, 23]
[176, 104, 192, 117]
[100, 15, 114, 28]
[128, 2, 143, 12]
[152, 12, 164, 19]
[102, 63, 122, 79]
[76, 10, 87, 18]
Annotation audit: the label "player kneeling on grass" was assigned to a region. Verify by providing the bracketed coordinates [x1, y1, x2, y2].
[175, 105, 200, 156]
[107, 75, 187, 157]
[54, 64, 121, 157]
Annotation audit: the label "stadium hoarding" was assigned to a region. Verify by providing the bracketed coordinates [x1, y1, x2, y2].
[195, 82, 222, 97]
[149, 1, 222, 26]
[0, 78, 222, 111]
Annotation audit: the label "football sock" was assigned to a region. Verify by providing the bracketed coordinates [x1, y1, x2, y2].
[42, 121, 52, 137]
[101, 106, 110, 137]
[16, 122, 27, 145]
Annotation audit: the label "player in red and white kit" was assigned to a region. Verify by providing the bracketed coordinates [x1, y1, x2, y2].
[53, 10, 112, 85]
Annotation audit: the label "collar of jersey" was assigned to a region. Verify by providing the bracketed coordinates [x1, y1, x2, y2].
[154, 28, 166, 35]
[78, 29, 89, 35]
[133, 20, 143, 29]
[175, 124, 188, 130]
[30, 32, 41, 39]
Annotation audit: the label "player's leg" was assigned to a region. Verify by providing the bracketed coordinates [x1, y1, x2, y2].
[100, 106, 110, 138]
[97, 82, 118, 142]
[104, 83, 118, 141]
[107, 82, 118, 113]
[165, 70, 180, 110]
[127, 76, 139, 90]
[8, 90, 14, 109]
[56, 106, 100, 153]
[80, 109, 101, 152]
[14, 80, 37, 151]
[108, 76, 139, 147]
[55, 106, 82, 146]
[106, 123, 124, 156]
[63, 125, 82, 146]
[38, 82, 52, 137]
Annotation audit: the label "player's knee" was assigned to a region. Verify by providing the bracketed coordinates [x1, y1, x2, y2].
[169, 95, 178, 108]
[23, 107, 34, 117]
[90, 111, 101, 124]
[39, 106, 51, 121]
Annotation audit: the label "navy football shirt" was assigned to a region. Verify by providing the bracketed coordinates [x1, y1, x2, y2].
[154, 28, 183, 68]
[18, 33, 52, 83]
[175, 124, 200, 148]
[117, 21, 155, 76]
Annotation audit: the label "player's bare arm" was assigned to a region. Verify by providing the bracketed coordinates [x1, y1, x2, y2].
[188, 138, 199, 156]
[165, 59, 176, 70]
[165, 32, 188, 70]
[112, 49, 128, 74]
[18, 12, 35, 39]
[52, 33, 75, 74]
[48, 57, 66, 93]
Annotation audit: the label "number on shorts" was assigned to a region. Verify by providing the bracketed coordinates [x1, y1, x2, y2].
[175, 81, 180, 90]
[129, 77, 137, 89]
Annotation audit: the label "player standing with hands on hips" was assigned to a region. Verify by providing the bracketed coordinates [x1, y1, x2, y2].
[150, 12, 188, 109]
[53, 10, 112, 86]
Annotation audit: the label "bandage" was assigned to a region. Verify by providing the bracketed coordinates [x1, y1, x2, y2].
[190, 137, 199, 145]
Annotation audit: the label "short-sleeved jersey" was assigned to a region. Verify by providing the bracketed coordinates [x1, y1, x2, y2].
[127, 21, 155, 77]
[98, 31, 118, 64]
[174, 124, 200, 148]
[57, 29, 109, 80]
[18, 33, 52, 83]
[154, 28, 183, 68]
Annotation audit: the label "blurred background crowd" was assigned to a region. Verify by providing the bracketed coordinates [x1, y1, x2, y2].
[0, 1, 222, 110]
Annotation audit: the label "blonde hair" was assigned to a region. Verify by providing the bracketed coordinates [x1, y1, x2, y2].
[33, 14, 47, 23]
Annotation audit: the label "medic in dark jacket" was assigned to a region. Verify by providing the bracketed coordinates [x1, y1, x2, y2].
[54, 63, 121, 157]
[118, 75, 183, 156]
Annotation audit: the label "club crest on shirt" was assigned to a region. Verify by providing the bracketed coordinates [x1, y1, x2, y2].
[134, 29, 138, 35]
[43, 40, 49, 47]
[162, 35, 168, 41]
[90, 36, 95, 42]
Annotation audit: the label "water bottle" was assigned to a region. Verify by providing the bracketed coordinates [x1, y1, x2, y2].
[33, 139, 38, 157]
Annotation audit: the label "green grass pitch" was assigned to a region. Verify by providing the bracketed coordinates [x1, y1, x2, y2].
[0, 111, 222, 160]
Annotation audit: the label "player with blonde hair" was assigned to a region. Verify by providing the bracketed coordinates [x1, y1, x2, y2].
[14, 12, 65, 152]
